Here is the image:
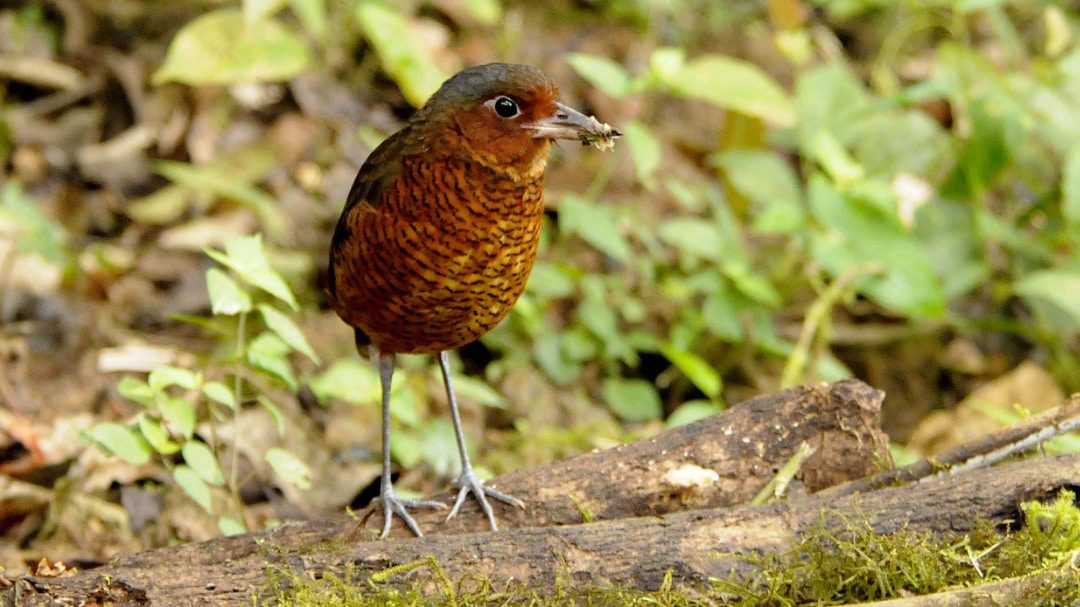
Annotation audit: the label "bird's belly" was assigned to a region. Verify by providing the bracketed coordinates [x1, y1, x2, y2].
[340, 214, 542, 354]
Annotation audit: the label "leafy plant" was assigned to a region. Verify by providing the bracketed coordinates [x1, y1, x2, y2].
[153, 0, 323, 86]
[509, 6, 1080, 428]
[86, 234, 317, 534]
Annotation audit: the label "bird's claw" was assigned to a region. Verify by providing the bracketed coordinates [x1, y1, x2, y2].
[446, 469, 525, 531]
[373, 490, 446, 538]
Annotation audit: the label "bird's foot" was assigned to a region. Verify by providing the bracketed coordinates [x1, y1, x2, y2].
[446, 469, 525, 531]
[373, 489, 446, 538]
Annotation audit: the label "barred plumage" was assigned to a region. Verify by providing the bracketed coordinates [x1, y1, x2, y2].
[327, 63, 617, 538]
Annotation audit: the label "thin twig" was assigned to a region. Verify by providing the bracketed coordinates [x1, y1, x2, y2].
[781, 262, 884, 388]
[751, 441, 816, 505]
[822, 394, 1080, 497]
[229, 311, 247, 510]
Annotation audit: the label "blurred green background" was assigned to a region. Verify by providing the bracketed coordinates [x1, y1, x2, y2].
[1, 0, 1079, 562]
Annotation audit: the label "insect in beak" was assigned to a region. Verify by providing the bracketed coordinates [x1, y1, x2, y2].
[526, 103, 621, 149]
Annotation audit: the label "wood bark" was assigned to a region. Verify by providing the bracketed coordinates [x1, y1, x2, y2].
[9, 454, 1078, 606]
[8, 380, 1075, 607]
[362, 378, 889, 537]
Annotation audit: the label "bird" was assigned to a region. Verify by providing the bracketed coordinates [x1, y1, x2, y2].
[328, 63, 618, 538]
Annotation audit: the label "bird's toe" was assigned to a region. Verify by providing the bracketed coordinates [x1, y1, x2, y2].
[445, 471, 524, 531]
[375, 491, 447, 538]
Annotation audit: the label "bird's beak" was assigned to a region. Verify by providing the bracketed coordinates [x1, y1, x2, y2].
[526, 103, 621, 144]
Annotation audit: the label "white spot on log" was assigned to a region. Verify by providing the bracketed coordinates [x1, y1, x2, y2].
[663, 464, 720, 488]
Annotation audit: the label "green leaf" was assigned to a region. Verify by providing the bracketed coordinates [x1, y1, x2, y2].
[955, 0, 1009, 13]
[715, 150, 804, 234]
[1014, 268, 1080, 330]
[811, 130, 864, 187]
[566, 53, 631, 98]
[915, 199, 989, 301]
[156, 161, 286, 239]
[87, 423, 152, 465]
[206, 268, 252, 316]
[533, 333, 582, 385]
[666, 400, 722, 428]
[649, 47, 686, 82]
[665, 54, 794, 126]
[388, 383, 422, 427]
[206, 234, 298, 310]
[173, 465, 213, 512]
[601, 378, 662, 422]
[247, 332, 297, 389]
[418, 419, 460, 478]
[158, 396, 196, 439]
[559, 194, 631, 263]
[309, 358, 380, 405]
[1063, 143, 1080, 225]
[265, 447, 312, 490]
[182, 440, 226, 486]
[941, 95, 1019, 198]
[0, 182, 68, 263]
[658, 219, 724, 263]
[153, 9, 310, 86]
[850, 109, 950, 177]
[202, 381, 237, 410]
[622, 121, 661, 190]
[448, 374, 506, 409]
[118, 377, 156, 407]
[525, 263, 576, 300]
[722, 261, 782, 307]
[126, 185, 190, 225]
[658, 344, 722, 400]
[139, 416, 180, 455]
[258, 395, 287, 437]
[808, 175, 946, 319]
[243, 0, 289, 23]
[290, 0, 327, 37]
[218, 515, 248, 536]
[148, 365, 201, 392]
[795, 63, 871, 156]
[577, 278, 634, 363]
[355, 2, 448, 107]
[389, 427, 423, 468]
[258, 304, 320, 364]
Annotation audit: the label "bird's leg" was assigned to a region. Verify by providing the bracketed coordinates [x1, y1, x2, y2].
[438, 350, 525, 531]
[372, 351, 445, 538]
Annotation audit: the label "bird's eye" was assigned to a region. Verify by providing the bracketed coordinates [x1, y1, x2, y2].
[492, 96, 520, 119]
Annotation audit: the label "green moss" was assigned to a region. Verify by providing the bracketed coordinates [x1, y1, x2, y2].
[265, 490, 1080, 607]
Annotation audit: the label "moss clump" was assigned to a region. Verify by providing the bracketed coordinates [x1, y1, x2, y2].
[717, 489, 1080, 606]
[266, 490, 1080, 607]
[267, 563, 707, 607]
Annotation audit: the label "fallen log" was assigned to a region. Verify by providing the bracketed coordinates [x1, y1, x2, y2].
[9, 452, 1079, 604]
[2, 379, 890, 605]
[363, 378, 889, 536]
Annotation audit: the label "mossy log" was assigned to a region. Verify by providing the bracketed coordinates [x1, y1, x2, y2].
[10, 454, 1078, 606]
[14, 380, 1071, 607]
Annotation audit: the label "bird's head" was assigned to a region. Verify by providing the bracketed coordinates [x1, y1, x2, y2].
[415, 63, 615, 176]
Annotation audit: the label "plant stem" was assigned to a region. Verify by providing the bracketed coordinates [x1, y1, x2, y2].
[230, 311, 247, 509]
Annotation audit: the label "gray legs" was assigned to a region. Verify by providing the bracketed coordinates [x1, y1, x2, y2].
[374, 351, 444, 538]
[438, 350, 524, 531]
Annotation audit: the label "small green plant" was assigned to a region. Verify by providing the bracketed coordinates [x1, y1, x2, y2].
[86, 234, 317, 535]
[153, 0, 325, 87]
